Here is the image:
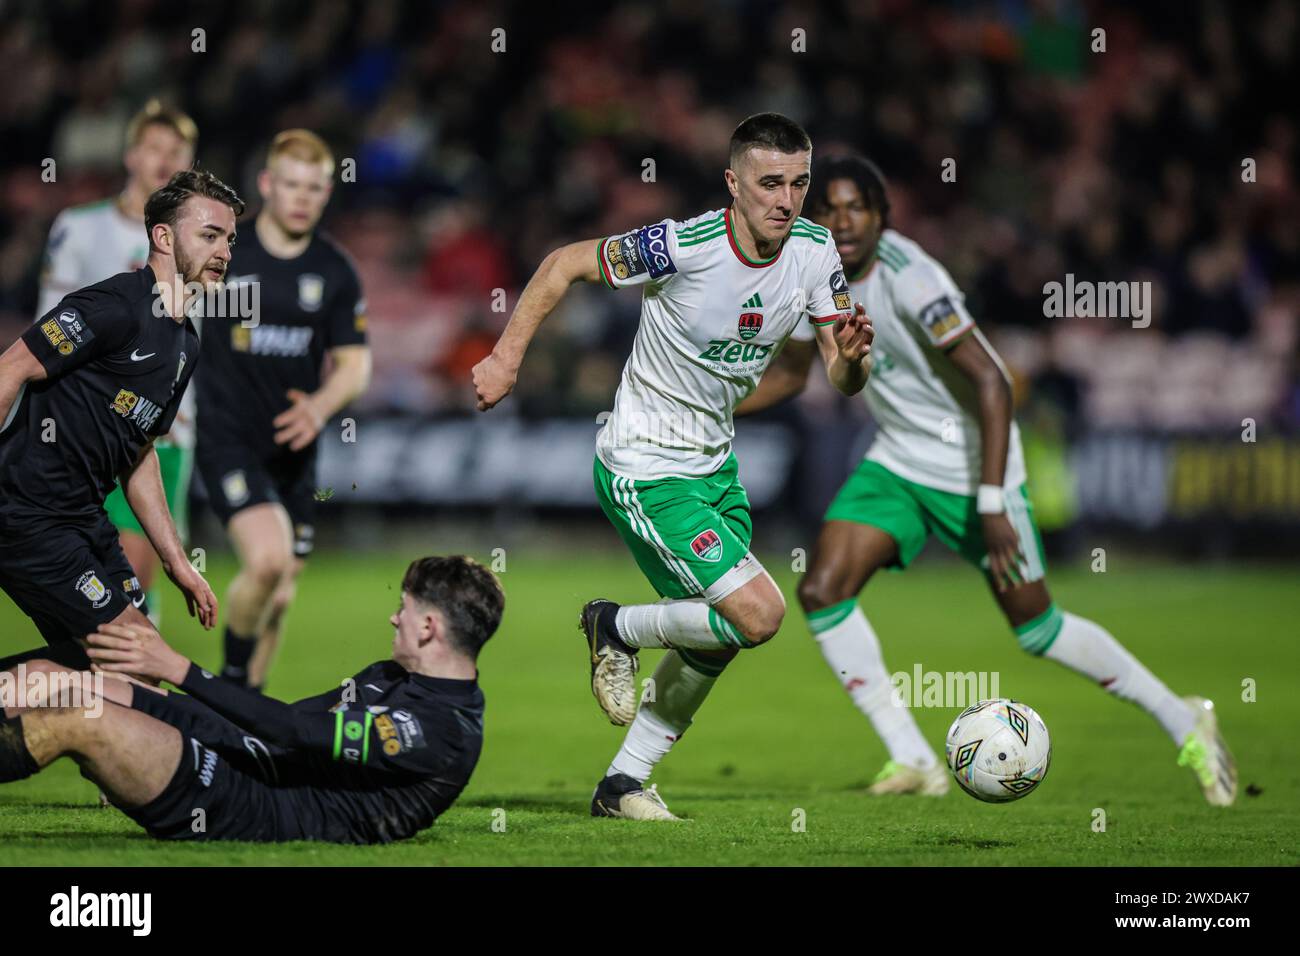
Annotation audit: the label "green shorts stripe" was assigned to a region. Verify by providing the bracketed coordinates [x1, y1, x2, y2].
[614, 476, 701, 593]
[593, 456, 754, 600]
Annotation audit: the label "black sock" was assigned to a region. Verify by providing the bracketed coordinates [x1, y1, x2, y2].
[0, 716, 40, 783]
[0, 642, 91, 673]
[599, 603, 625, 645]
[221, 628, 256, 684]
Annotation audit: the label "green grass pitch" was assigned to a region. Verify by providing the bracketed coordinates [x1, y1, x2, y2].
[1, 550, 1296, 866]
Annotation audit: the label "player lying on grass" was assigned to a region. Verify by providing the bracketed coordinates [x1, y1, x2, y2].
[738, 154, 1236, 806]
[0, 556, 500, 844]
[473, 112, 872, 820]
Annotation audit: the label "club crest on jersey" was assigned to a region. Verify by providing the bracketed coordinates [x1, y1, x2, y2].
[738, 312, 763, 340]
[111, 389, 138, 417]
[690, 529, 723, 563]
[76, 571, 111, 609]
[298, 274, 325, 312]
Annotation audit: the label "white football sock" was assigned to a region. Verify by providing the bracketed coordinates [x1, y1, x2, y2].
[616, 601, 753, 650]
[1043, 610, 1196, 744]
[607, 650, 718, 782]
[806, 599, 937, 770]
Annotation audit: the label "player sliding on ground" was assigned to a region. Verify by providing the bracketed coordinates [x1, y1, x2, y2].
[0, 556, 498, 844]
[739, 154, 1236, 806]
[473, 113, 872, 820]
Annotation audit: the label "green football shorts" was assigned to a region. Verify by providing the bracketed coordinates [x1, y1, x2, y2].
[593, 453, 764, 602]
[824, 459, 1047, 581]
[104, 442, 195, 540]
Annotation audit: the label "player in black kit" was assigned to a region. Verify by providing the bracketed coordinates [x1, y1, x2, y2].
[0, 555, 500, 845]
[197, 129, 371, 691]
[0, 169, 242, 664]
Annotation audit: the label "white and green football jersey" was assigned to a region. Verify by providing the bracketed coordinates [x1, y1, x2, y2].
[595, 208, 851, 480]
[38, 198, 195, 450]
[850, 228, 1025, 496]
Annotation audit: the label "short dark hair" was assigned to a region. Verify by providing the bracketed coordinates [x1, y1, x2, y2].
[402, 555, 505, 659]
[808, 154, 891, 228]
[144, 168, 245, 245]
[728, 112, 812, 166]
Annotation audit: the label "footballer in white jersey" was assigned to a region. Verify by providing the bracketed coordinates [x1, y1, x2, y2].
[36, 101, 198, 626]
[474, 114, 874, 820]
[742, 154, 1235, 806]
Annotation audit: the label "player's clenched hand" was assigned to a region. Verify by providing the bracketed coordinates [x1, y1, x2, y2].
[273, 388, 326, 451]
[834, 303, 874, 362]
[165, 560, 218, 628]
[472, 352, 518, 411]
[88, 622, 191, 686]
[982, 513, 1026, 593]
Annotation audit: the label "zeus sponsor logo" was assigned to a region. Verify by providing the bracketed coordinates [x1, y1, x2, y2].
[231, 324, 315, 357]
[49, 886, 151, 936]
[698, 339, 774, 366]
[637, 223, 676, 279]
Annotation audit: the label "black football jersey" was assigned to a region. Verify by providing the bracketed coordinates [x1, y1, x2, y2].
[1, 266, 199, 535]
[197, 228, 366, 457]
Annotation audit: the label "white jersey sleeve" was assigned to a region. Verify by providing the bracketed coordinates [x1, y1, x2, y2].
[790, 238, 850, 342]
[597, 219, 681, 290]
[36, 209, 86, 317]
[890, 254, 975, 349]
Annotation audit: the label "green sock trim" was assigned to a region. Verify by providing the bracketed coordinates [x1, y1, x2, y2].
[707, 608, 754, 649]
[805, 597, 858, 634]
[1014, 602, 1064, 656]
[678, 648, 729, 677]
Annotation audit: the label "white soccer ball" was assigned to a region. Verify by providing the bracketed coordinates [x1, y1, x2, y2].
[945, 699, 1051, 803]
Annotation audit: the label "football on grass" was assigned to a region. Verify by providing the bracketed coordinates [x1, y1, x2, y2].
[945, 699, 1051, 803]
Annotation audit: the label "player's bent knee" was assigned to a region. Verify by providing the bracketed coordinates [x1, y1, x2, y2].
[796, 573, 853, 614]
[245, 552, 294, 592]
[738, 602, 785, 646]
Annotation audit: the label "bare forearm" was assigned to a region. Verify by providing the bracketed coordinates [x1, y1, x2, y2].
[976, 376, 1012, 487]
[494, 244, 592, 364]
[122, 446, 187, 568]
[826, 351, 870, 396]
[313, 349, 371, 419]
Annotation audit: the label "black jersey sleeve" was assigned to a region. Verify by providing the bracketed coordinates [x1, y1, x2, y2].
[179, 663, 455, 775]
[288, 661, 395, 711]
[324, 256, 367, 350]
[23, 290, 137, 380]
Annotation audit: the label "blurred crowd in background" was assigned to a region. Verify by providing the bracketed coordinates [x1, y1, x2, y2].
[0, 0, 1296, 437]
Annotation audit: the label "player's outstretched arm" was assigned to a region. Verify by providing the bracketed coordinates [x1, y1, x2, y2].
[472, 239, 603, 411]
[120, 445, 217, 628]
[815, 302, 874, 396]
[735, 339, 817, 416]
[0, 337, 49, 427]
